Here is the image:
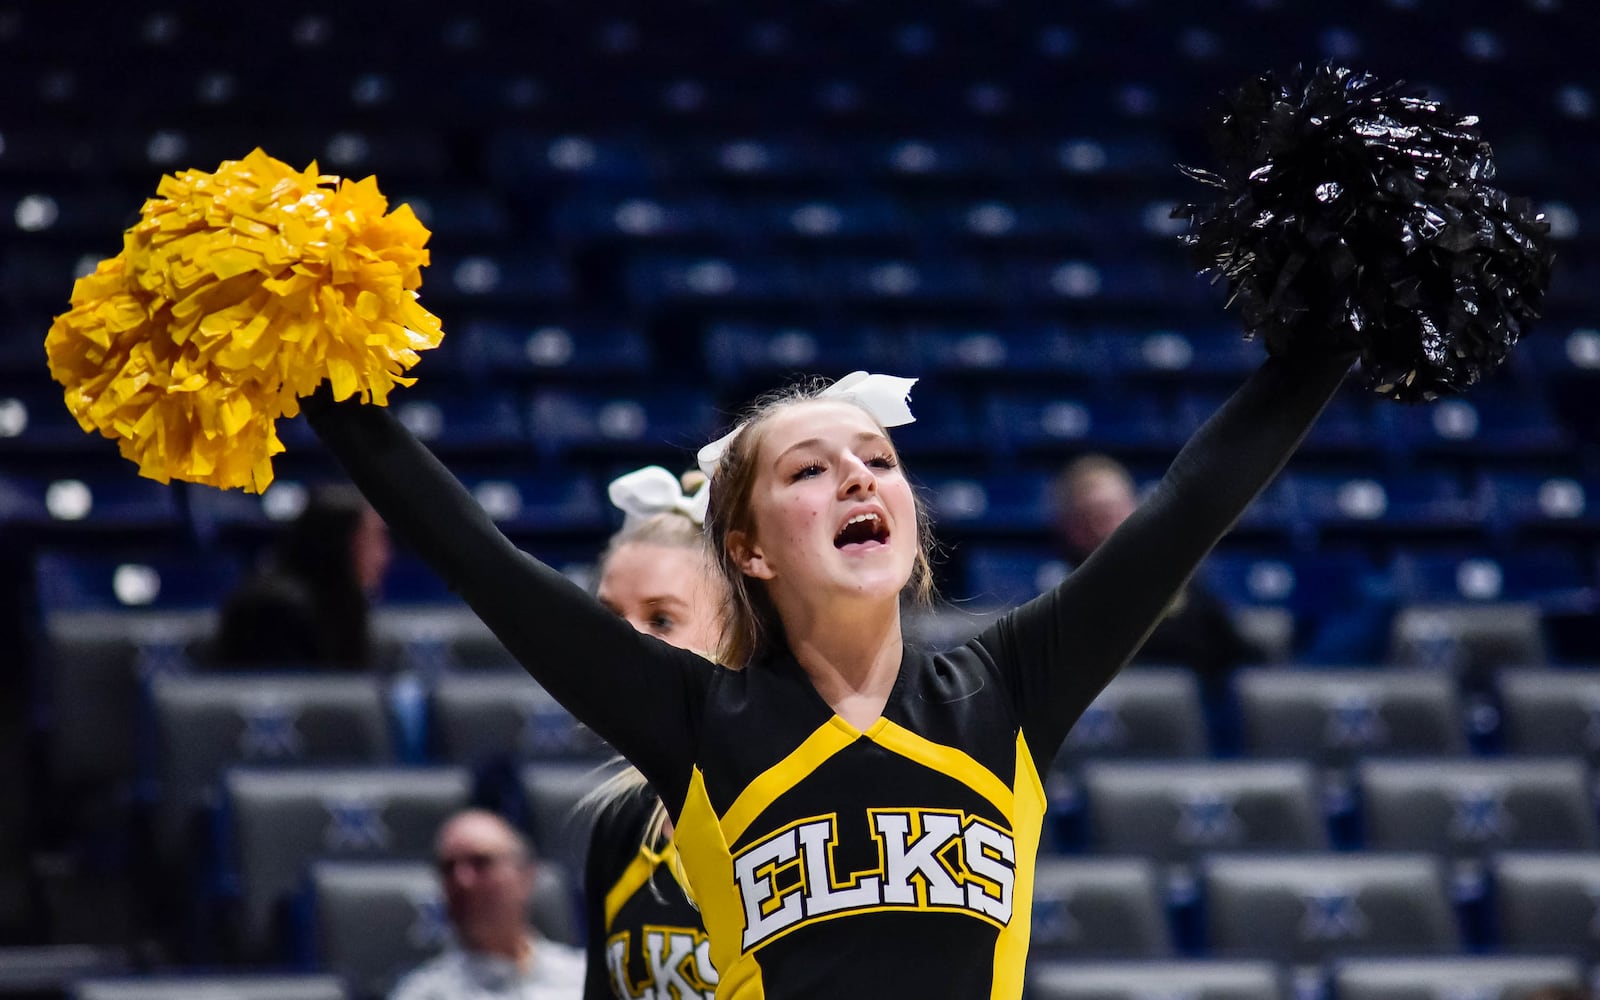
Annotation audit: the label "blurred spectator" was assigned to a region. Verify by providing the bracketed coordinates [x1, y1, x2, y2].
[391, 809, 583, 1000]
[208, 484, 390, 669]
[1051, 454, 1264, 684]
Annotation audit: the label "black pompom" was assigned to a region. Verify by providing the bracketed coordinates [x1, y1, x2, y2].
[1173, 65, 1555, 401]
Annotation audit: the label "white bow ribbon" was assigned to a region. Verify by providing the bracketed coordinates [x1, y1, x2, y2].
[696, 371, 918, 479]
[608, 466, 710, 527]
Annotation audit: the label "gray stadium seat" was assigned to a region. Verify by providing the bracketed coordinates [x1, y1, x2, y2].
[0, 945, 126, 998]
[1359, 758, 1597, 856]
[1331, 956, 1583, 1000]
[1203, 853, 1458, 963]
[48, 610, 213, 786]
[152, 673, 395, 851]
[1495, 668, 1600, 764]
[225, 766, 472, 960]
[1082, 760, 1326, 862]
[518, 761, 614, 878]
[1058, 667, 1210, 759]
[1491, 851, 1600, 961]
[1026, 960, 1286, 1000]
[310, 859, 576, 1000]
[1234, 668, 1465, 764]
[370, 606, 516, 671]
[1029, 858, 1171, 958]
[1389, 603, 1547, 680]
[73, 975, 347, 1000]
[431, 672, 608, 764]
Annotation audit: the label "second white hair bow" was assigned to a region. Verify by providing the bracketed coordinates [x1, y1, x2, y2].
[608, 466, 710, 527]
[696, 371, 918, 479]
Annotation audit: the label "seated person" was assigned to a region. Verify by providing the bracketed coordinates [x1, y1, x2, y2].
[1052, 454, 1264, 684]
[208, 484, 390, 669]
[391, 808, 584, 1000]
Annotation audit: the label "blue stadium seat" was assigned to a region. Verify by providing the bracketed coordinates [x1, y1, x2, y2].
[762, 197, 910, 243]
[820, 256, 999, 306]
[389, 188, 512, 239]
[1382, 393, 1570, 457]
[1526, 326, 1600, 381]
[36, 550, 241, 613]
[919, 471, 1053, 534]
[1479, 471, 1597, 536]
[424, 252, 569, 304]
[527, 387, 717, 458]
[624, 254, 813, 304]
[0, 390, 120, 455]
[0, 473, 182, 533]
[1017, 132, 1180, 180]
[550, 193, 719, 243]
[0, 188, 130, 239]
[455, 320, 653, 382]
[961, 546, 1068, 607]
[485, 131, 653, 184]
[456, 473, 607, 536]
[702, 323, 903, 384]
[1286, 472, 1481, 536]
[390, 390, 527, 455]
[854, 136, 1002, 181]
[1391, 548, 1593, 603]
[899, 325, 1105, 378]
[984, 390, 1178, 454]
[665, 136, 845, 182]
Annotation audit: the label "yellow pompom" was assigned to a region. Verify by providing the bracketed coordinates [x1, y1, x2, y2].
[45, 148, 444, 493]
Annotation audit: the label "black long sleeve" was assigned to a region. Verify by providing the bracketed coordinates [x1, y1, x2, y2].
[981, 352, 1353, 765]
[302, 391, 714, 809]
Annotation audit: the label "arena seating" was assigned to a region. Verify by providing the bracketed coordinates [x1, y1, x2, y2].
[0, 2, 1594, 998]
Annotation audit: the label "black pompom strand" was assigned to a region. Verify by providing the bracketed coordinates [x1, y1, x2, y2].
[1173, 65, 1556, 401]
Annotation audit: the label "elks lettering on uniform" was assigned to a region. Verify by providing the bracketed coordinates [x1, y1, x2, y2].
[731, 809, 1017, 949]
[605, 926, 718, 1000]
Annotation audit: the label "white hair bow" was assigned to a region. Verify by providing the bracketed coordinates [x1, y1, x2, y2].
[696, 371, 918, 479]
[607, 466, 710, 527]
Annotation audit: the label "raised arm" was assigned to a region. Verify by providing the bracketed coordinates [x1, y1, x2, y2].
[302, 391, 710, 807]
[982, 351, 1353, 763]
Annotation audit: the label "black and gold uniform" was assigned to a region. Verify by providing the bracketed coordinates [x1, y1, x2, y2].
[585, 784, 716, 1000]
[306, 354, 1350, 999]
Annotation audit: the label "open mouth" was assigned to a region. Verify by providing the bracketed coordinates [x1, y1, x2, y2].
[834, 511, 890, 549]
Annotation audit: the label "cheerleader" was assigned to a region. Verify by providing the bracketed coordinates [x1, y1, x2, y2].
[299, 354, 1351, 997]
[584, 466, 721, 1000]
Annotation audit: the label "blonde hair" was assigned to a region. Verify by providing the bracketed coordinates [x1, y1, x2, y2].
[702, 379, 936, 670]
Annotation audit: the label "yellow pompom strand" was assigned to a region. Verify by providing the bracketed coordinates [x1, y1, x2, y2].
[44, 148, 445, 493]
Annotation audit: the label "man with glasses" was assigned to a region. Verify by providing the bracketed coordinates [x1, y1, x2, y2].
[391, 809, 584, 1000]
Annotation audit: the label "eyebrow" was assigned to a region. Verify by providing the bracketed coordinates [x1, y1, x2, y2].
[772, 431, 890, 469]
